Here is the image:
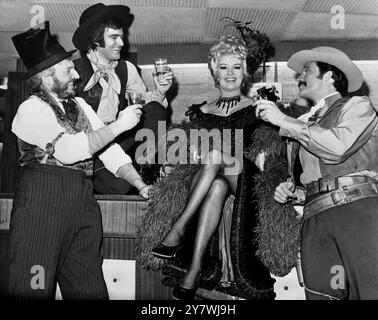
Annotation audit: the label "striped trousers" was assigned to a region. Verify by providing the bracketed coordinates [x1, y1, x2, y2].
[8, 164, 108, 299]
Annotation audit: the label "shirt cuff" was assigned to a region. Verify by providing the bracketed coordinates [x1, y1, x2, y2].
[145, 90, 168, 107]
[116, 163, 145, 190]
[279, 116, 306, 139]
[99, 143, 132, 176]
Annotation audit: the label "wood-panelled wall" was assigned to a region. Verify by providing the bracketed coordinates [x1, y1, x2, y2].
[0, 194, 171, 299]
[0, 72, 29, 193]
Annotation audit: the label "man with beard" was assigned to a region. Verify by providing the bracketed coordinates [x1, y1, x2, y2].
[254, 47, 378, 299]
[8, 21, 148, 299]
[72, 3, 173, 194]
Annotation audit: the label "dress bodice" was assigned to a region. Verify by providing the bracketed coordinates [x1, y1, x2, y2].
[185, 102, 259, 152]
[186, 102, 257, 128]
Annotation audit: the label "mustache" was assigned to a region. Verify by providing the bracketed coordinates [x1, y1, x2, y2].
[70, 79, 79, 87]
[298, 81, 306, 88]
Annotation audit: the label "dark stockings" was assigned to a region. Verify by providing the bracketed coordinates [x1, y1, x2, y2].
[161, 149, 239, 289]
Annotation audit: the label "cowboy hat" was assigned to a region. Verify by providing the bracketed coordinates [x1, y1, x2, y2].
[12, 21, 76, 78]
[72, 3, 130, 52]
[287, 46, 363, 92]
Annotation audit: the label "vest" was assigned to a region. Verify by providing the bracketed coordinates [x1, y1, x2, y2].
[18, 96, 94, 176]
[289, 95, 378, 182]
[74, 55, 128, 114]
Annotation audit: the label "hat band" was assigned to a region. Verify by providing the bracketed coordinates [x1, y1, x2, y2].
[25, 51, 76, 78]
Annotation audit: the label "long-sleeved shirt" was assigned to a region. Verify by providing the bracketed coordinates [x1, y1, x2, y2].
[12, 95, 131, 176]
[125, 61, 167, 106]
[279, 93, 378, 185]
[86, 58, 167, 123]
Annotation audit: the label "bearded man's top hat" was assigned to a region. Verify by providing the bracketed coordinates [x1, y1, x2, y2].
[12, 21, 76, 78]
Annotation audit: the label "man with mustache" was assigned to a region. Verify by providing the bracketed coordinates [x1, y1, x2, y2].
[72, 3, 173, 194]
[255, 47, 378, 299]
[8, 21, 148, 299]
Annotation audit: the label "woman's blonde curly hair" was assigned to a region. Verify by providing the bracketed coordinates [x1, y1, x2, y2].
[208, 35, 248, 88]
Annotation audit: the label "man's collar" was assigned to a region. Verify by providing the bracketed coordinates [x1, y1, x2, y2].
[298, 92, 341, 123]
[49, 92, 60, 104]
[50, 92, 75, 108]
[87, 50, 118, 71]
[318, 92, 341, 107]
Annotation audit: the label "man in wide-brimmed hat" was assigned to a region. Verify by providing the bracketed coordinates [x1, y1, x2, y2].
[72, 3, 173, 195]
[255, 47, 378, 299]
[8, 21, 150, 299]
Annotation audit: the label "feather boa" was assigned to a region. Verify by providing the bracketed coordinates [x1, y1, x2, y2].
[136, 102, 310, 278]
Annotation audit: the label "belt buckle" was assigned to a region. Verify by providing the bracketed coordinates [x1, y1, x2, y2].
[330, 189, 346, 205]
[331, 186, 361, 205]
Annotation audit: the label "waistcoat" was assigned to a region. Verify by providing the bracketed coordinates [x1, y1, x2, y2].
[18, 96, 94, 176]
[289, 95, 378, 181]
[74, 55, 128, 114]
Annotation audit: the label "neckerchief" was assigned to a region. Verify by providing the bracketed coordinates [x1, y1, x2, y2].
[84, 50, 121, 122]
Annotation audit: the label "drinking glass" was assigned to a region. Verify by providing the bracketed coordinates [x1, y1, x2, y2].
[154, 57, 168, 80]
[128, 91, 143, 105]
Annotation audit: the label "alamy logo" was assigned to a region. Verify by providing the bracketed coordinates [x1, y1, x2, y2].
[330, 5, 345, 30]
[330, 265, 345, 290]
[30, 5, 45, 29]
[134, 121, 244, 175]
[30, 265, 45, 290]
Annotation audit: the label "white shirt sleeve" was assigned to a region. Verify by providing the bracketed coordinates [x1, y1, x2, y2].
[12, 96, 132, 170]
[126, 61, 148, 95]
[76, 97, 132, 175]
[12, 96, 92, 164]
[125, 61, 168, 107]
[99, 143, 132, 176]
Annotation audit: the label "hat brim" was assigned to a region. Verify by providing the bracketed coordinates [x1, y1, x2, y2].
[24, 50, 76, 79]
[72, 6, 130, 52]
[287, 50, 363, 92]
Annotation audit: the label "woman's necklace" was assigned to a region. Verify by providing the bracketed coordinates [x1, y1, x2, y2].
[216, 95, 241, 113]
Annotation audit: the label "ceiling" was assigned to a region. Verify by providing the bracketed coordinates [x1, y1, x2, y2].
[1, 0, 378, 75]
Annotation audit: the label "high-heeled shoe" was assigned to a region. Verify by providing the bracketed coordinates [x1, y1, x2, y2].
[151, 243, 181, 259]
[172, 285, 197, 300]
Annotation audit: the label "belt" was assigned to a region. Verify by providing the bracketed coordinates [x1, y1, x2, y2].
[306, 176, 376, 197]
[303, 182, 378, 222]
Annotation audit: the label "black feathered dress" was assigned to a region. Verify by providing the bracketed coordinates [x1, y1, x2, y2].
[136, 102, 301, 300]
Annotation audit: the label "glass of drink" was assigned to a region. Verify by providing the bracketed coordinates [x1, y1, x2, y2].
[154, 57, 168, 80]
[128, 91, 143, 105]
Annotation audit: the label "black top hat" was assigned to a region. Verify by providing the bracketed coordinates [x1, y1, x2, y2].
[72, 3, 130, 52]
[12, 21, 76, 78]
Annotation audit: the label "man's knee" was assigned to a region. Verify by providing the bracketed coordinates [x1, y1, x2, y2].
[143, 101, 167, 125]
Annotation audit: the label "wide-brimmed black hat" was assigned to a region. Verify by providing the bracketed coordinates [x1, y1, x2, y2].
[72, 3, 130, 52]
[12, 21, 76, 78]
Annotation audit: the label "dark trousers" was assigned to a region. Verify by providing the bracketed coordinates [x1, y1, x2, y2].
[301, 196, 378, 300]
[93, 101, 167, 194]
[8, 165, 108, 299]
